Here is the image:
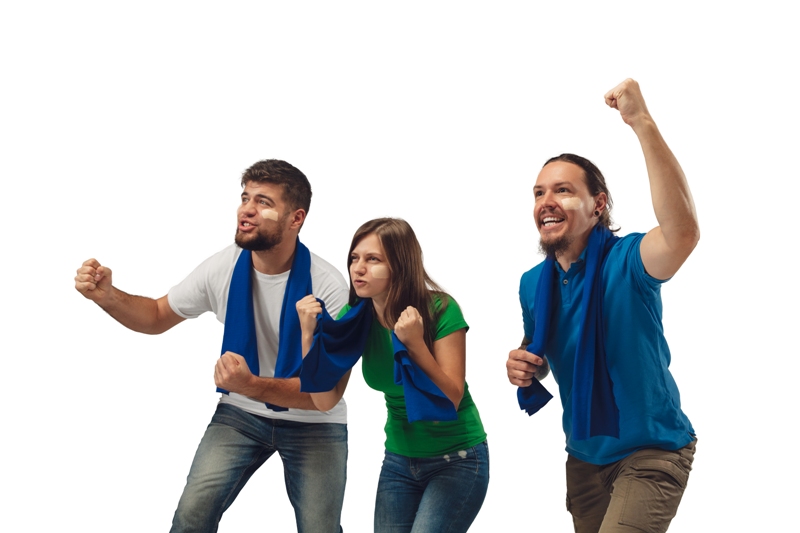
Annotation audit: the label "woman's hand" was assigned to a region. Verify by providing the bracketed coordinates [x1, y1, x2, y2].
[296, 294, 322, 357]
[296, 295, 321, 333]
[393, 306, 425, 349]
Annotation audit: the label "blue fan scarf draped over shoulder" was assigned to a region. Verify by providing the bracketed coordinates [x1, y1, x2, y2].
[517, 225, 621, 440]
[299, 300, 458, 423]
[217, 239, 313, 412]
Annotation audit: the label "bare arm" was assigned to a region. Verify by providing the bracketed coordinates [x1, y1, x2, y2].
[214, 351, 332, 410]
[75, 258, 184, 334]
[291, 294, 352, 411]
[605, 79, 700, 280]
[506, 336, 549, 386]
[395, 306, 466, 410]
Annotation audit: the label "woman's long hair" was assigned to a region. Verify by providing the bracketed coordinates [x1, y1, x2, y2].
[347, 218, 448, 351]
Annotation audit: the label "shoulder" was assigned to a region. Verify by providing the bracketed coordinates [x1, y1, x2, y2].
[606, 232, 650, 276]
[519, 258, 548, 299]
[605, 232, 666, 292]
[310, 251, 347, 286]
[431, 292, 469, 339]
[196, 243, 243, 273]
[309, 250, 349, 316]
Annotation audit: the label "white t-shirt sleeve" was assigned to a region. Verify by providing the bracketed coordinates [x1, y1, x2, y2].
[310, 252, 349, 317]
[167, 246, 239, 320]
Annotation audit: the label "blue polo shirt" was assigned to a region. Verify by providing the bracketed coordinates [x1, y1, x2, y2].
[519, 233, 694, 465]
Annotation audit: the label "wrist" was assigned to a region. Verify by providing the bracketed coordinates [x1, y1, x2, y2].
[630, 114, 657, 136]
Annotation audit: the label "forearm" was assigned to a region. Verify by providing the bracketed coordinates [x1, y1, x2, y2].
[633, 118, 700, 248]
[234, 375, 320, 410]
[406, 342, 464, 410]
[309, 371, 351, 412]
[99, 289, 180, 335]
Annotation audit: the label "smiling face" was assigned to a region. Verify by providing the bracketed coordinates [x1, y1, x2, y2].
[349, 233, 391, 306]
[234, 181, 292, 251]
[533, 161, 606, 258]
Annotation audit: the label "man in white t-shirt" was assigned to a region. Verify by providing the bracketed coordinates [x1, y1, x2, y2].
[75, 159, 349, 533]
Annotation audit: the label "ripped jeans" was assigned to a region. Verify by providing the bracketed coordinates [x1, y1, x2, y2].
[374, 440, 489, 533]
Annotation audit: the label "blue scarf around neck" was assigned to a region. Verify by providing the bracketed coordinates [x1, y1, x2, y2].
[218, 239, 312, 412]
[299, 299, 457, 423]
[518, 225, 621, 440]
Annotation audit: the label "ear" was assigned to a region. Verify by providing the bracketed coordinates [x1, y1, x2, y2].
[289, 209, 306, 230]
[593, 192, 608, 214]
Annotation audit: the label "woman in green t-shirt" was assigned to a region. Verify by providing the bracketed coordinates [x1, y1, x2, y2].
[297, 218, 489, 533]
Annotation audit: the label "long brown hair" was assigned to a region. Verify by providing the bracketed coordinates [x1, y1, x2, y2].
[347, 218, 448, 350]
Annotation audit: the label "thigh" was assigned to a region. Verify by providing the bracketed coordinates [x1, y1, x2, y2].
[600, 440, 696, 533]
[171, 404, 276, 533]
[412, 441, 490, 533]
[374, 451, 425, 533]
[566, 454, 611, 533]
[276, 421, 348, 533]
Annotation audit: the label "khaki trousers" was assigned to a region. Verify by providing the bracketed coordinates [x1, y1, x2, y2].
[565, 439, 696, 533]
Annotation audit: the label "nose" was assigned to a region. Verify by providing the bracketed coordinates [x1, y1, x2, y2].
[239, 198, 257, 216]
[352, 258, 366, 275]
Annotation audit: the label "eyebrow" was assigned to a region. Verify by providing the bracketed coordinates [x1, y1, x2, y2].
[534, 181, 573, 190]
[242, 193, 275, 203]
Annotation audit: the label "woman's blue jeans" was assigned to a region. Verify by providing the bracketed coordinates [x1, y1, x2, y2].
[374, 440, 489, 533]
[170, 403, 347, 533]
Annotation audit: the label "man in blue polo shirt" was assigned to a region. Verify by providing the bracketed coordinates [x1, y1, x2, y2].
[507, 79, 699, 533]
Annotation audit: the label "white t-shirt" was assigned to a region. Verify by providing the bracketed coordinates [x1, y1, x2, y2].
[168, 244, 349, 423]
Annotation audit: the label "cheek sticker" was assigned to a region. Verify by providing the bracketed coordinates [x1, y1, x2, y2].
[261, 208, 279, 221]
[371, 265, 390, 279]
[561, 197, 583, 210]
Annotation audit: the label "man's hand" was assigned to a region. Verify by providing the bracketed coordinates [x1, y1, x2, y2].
[214, 351, 256, 394]
[604, 78, 651, 128]
[394, 306, 425, 349]
[75, 258, 114, 305]
[507, 349, 547, 387]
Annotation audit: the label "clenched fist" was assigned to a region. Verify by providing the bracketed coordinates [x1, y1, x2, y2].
[75, 258, 113, 304]
[394, 306, 424, 348]
[604, 78, 652, 128]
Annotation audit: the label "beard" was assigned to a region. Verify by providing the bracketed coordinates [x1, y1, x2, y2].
[235, 230, 283, 251]
[538, 233, 573, 258]
[234, 213, 288, 251]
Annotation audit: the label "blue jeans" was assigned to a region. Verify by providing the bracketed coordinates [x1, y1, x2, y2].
[374, 441, 489, 533]
[170, 403, 347, 533]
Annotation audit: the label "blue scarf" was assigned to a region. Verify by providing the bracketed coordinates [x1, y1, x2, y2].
[218, 239, 313, 412]
[300, 300, 457, 423]
[518, 225, 620, 440]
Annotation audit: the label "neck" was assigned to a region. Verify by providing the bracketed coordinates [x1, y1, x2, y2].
[251, 236, 298, 275]
[555, 226, 594, 272]
[371, 294, 390, 329]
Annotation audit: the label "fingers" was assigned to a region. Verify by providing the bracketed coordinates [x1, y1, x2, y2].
[507, 349, 544, 387]
[509, 349, 544, 366]
[296, 295, 322, 314]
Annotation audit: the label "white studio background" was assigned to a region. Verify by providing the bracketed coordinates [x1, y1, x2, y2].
[1, 2, 796, 531]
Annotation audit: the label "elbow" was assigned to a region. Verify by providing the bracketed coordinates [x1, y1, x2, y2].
[450, 384, 465, 411]
[312, 395, 339, 412]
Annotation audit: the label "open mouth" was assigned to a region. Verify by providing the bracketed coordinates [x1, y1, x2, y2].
[540, 216, 564, 228]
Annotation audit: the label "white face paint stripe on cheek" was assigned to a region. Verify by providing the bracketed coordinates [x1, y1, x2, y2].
[261, 208, 279, 221]
[371, 265, 390, 279]
[561, 197, 583, 210]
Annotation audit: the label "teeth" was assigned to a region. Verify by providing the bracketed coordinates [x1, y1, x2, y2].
[542, 216, 563, 226]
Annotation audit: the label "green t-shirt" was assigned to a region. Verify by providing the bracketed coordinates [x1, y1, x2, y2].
[339, 296, 487, 457]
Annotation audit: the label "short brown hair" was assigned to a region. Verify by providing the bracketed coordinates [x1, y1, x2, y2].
[241, 159, 312, 215]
